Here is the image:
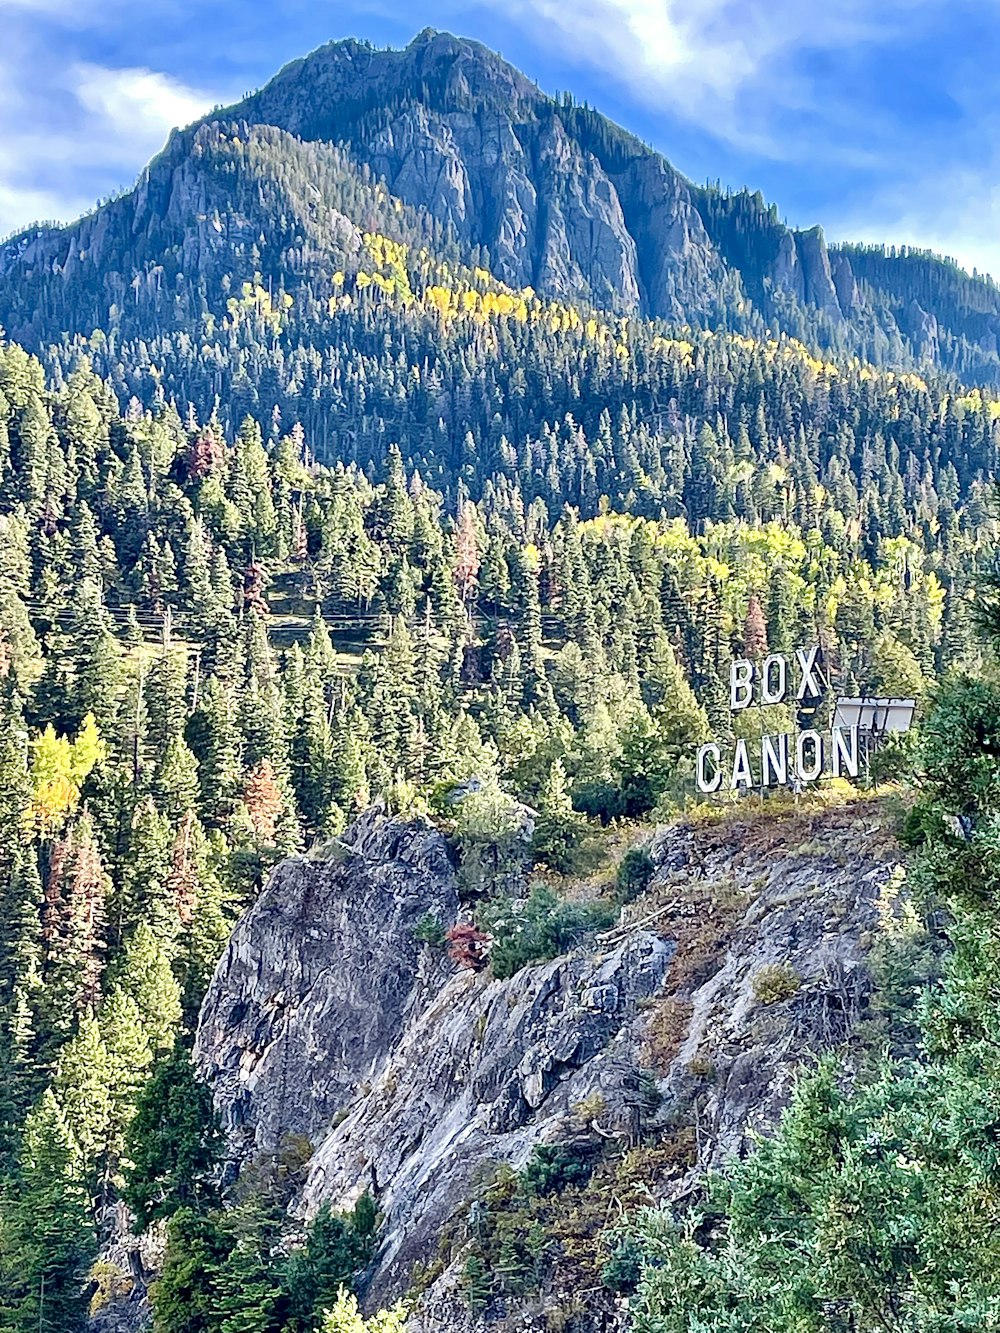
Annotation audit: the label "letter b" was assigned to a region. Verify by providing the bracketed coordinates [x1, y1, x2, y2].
[730, 659, 753, 711]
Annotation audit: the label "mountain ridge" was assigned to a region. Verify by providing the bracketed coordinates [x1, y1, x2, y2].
[2, 27, 1000, 391]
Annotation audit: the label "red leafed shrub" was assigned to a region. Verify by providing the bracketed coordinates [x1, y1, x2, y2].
[187, 427, 224, 480]
[446, 923, 490, 971]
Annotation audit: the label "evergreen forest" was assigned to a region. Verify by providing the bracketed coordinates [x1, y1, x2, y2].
[3, 26, 1000, 1333]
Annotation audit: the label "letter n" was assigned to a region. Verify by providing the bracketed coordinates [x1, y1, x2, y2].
[832, 725, 860, 779]
[762, 733, 788, 787]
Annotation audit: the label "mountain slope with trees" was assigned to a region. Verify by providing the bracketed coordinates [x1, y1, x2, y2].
[1, 24, 1000, 1333]
[4, 29, 1000, 398]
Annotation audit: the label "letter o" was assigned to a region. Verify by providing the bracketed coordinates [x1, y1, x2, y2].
[796, 730, 824, 783]
[761, 654, 787, 705]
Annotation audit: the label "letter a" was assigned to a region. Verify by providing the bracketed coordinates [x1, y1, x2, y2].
[731, 739, 754, 790]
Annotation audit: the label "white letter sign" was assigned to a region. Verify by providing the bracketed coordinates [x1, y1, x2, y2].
[831, 725, 860, 779]
[795, 646, 823, 700]
[796, 730, 824, 781]
[730, 739, 754, 790]
[730, 659, 753, 711]
[761, 654, 787, 704]
[761, 733, 789, 787]
[697, 744, 723, 794]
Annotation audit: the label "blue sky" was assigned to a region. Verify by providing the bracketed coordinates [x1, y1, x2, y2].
[3, 0, 999, 278]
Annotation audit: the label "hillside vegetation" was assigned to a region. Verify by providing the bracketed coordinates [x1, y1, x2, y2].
[1, 26, 1000, 1333]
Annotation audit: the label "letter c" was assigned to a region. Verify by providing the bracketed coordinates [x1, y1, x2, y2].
[697, 743, 723, 794]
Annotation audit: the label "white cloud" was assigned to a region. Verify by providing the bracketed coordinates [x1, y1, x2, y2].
[73, 64, 213, 151]
[498, 0, 911, 156]
[832, 167, 1000, 284]
[0, 55, 222, 236]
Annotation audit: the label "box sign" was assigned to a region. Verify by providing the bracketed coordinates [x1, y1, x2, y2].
[696, 646, 861, 794]
[729, 646, 824, 710]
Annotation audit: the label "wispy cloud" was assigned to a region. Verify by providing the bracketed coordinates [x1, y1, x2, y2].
[833, 164, 1000, 283]
[74, 64, 214, 154]
[0, 0, 224, 235]
[0, 53, 221, 235]
[497, 0, 920, 156]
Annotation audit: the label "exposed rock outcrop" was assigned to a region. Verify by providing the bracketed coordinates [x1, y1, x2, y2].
[300, 928, 670, 1298]
[646, 802, 899, 1163]
[196, 805, 671, 1301]
[195, 806, 461, 1154]
[193, 797, 901, 1326]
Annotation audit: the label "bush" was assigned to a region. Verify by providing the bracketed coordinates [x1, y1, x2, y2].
[521, 1143, 597, 1197]
[413, 912, 447, 948]
[572, 777, 626, 824]
[530, 808, 594, 875]
[920, 675, 1000, 811]
[531, 759, 596, 875]
[481, 886, 615, 980]
[645, 998, 693, 1073]
[752, 962, 801, 1005]
[446, 923, 490, 970]
[601, 1237, 643, 1294]
[615, 848, 656, 903]
[867, 730, 918, 788]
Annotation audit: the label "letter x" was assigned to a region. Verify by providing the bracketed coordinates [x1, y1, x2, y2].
[795, 646, 824, 700]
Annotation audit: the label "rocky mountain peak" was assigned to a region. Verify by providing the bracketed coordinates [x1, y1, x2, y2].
[3, 29, 1000, 382]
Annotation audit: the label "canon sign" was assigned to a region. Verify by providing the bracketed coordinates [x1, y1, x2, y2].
[696, 646, 860, 794]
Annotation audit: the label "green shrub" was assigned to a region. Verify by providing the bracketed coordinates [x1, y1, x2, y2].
[601, 1237, 643, 1294]
[572, 777, 626, 824]
[752, 962, 801, 1005]
[521, 1143, 597, 1196]
[481, 886, 616, 980]
[413, 912, 447, 948]
[530, 759, 596, 874]
[615, 848, 656, 903]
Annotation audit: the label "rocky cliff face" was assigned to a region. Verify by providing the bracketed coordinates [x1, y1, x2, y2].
[193, 797, 901, 1325]
[232, 29, 714, 317]
[194, 806, 461, 1154]
[300, 927, 671, 1300]
[646, 803, 896, 1164]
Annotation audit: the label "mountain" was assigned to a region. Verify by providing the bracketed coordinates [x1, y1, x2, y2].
[3, 28, 1000, 402]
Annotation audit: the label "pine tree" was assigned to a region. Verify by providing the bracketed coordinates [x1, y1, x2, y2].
[187, 673, 242, 825]
[150, 1206, 231, 1333]
[116, 799, 175, 947]
[153, 734, 200, 821]
[99, 986, 153, 1193]
[123, 1044, 222, 1230]
[743, 594, 769, 658]
[54, 1012, 113, 1195]
[0, 1089, 95, 1333]
[41, 814, 108, 1026]
[531, 759, 590, 874]
[112, 922, 181, 1055]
